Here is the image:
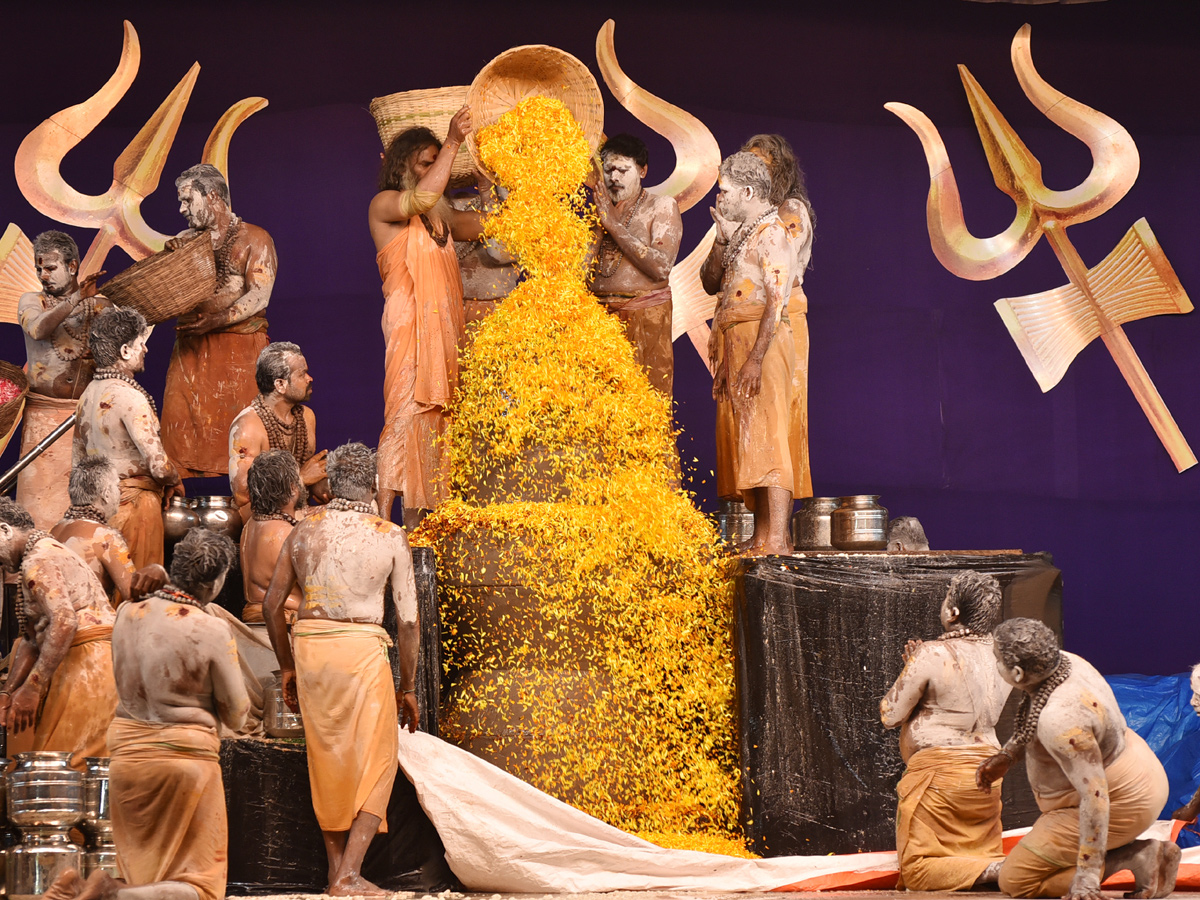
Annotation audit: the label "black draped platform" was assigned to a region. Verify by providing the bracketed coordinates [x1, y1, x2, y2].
[734, 551, 1062, 857]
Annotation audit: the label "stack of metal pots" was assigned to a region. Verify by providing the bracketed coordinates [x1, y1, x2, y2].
[4, 752, 83, 900]
[81, 759, 117, 880]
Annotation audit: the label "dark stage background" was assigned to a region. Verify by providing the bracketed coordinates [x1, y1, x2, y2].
[2, 1, 1198, 675]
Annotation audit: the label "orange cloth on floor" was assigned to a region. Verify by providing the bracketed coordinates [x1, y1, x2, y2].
[293, 619, 399, 833]
[110, 475, 164, 569]
[999, 729, 1169, 898]
[599, 289, 674, 397]
[895, 744, 1005, 891]
[107, 718, 226, 900]
[15, 392, 76, 529]
[7, 625, 117, 771]
[376, 223, 464, 509]
[161, 317, 269, 478]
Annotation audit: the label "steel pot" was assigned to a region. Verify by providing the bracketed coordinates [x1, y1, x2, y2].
[5, 827, 81, 900]
[263, 673, 304, 739]
[82, 758, 109, 832]
[5, 753, 82, 828]
[162, 496, 199, 543]
[714, 499, 754, 547]
[190, 496, 242, 542]
[82, 845, 119, 881]
[0, 758, 12, 828]
[792, 497, 839, 550]
[831, 495, 889, 551]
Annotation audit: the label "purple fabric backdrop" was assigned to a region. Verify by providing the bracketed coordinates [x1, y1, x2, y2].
[2, 1, 1198, 674]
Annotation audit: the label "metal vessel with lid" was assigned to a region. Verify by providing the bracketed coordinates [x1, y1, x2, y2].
[830, 495, 889, 551]
[5, 753, 82, 828]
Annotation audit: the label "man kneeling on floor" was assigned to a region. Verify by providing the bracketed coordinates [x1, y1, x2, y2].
[978, 618, 1179, 900]
[43, 527, 249, 900]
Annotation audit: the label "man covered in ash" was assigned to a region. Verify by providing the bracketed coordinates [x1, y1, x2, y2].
[264, 442, 419, 897]
[16, 230, 112, 528]
[162, 163, 277, 479]
[73, 308, 182, 568]
[41, 528, 250, 900]
[880, 571, 1011, 890]
[0, 496, 118, 769]
[978, 618, 1179, 899]
[589, 133, 683, 397]
[240, 449, 303, 627]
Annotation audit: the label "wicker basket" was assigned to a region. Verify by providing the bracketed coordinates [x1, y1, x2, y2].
[466, 44, 604, 179]
[369, 86, 474, 181]
[100, 232, 216, 324]
[0, 358, 30, 457]
[0, 224, 41, 326]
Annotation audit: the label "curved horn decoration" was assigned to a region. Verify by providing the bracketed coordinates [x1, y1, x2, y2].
[1010, 24, 1139, 223]
[596, 19, 720, 213]
[885, 102, 1041, 281]
[202, 97, 269, 184]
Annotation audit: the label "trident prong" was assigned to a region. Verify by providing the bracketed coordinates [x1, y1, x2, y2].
[888, 24, 1195, 472]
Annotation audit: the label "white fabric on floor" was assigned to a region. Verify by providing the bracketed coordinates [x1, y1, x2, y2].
[394, 728, 900, 893]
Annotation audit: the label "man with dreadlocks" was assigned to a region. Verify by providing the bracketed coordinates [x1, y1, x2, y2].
[368, 107, 481, 527]
[240, 449, 304, 627]
[880, 572, 1011, 891]
[0, 496, 118, 770]
[229, 342, 329, 522]
[978, 619, 1178, 899]
[51, 456, 167, 604]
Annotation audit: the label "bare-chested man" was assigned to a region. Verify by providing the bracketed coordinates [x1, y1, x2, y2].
[16, 231, 112, 528]
[0, 497, 118, 770]
[228, 341, 329, 522]
[161, 163, 277, 479]
[977, 619, 1180, 899]
[240, 449, 303, 627]
[706, 152, 794, 555]
[51, 456, 168, 604]
[880, 572, 1011, 891]
[452, 174, 519, 346]
[264, 442, 418, 897]
[74, 308, 181, 569]
[590, 134, 683, 397]
[41, 528, 250, 900]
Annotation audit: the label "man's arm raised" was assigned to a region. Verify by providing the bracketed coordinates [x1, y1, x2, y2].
[369, 106, 472, 230]
[594, 193, 682, 284]
[390, 527, 420, 733]
[264, 530, 300, 711]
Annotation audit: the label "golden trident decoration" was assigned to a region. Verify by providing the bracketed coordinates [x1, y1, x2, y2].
[887, 24, 1195, 472]
[8, 20, 266, 285]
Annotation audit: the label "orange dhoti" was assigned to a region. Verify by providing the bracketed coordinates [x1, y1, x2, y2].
[161, 317, 270, 478]
[293, 619, 398, 833]
[110, 475, 164, 569]
[376, 224, 464, 510]
[107, 718, 227, 900]
[999, 729, 1169, 898]
[599, 288, 674, 397]
[7, 625, 118, 771]
[895, 745, 1005, 891]
[15, 392, 76, 529]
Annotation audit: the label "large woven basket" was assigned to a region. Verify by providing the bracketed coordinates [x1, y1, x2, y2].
[369, 86, 475, 181]
[100, 232, 216, 325]
[0, 359, 30, 457]
[466, 44, 604, 179]
[0, 224, 41, 326]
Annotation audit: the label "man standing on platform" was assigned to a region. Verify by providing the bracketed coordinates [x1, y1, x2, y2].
[162, 163, 276, 479]
[16, 231, 112, 528]
[74, 307, 182, 568]
[40, 527, 250, 900]
[880, 572, 1011, 891]
[0, 497, 119, 770]
[707, 152, 794, 555]
[589, 134, 683, 397]
[51, 456, 167, 604]
[228, 341, 328, 522]
[978, 619, 1180, 899]
[264, 442, 419, 897]
[240, 449, 303, 627]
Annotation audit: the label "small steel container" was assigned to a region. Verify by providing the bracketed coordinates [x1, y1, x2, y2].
[5, 753, 82, 828]
[264, 673, 305, 739]
[830, 494, 889, 551]
[162, 496, 200, 543]
[5, 827, 81, 900]
[792, 497, 839, 550]
[82, 758, 110, 832]
[714, 499, 754, 547]
[190, 496, 243, 542]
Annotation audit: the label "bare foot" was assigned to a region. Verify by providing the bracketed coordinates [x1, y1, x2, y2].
[42, 868, 83, 900]
[328, 874, 388, 897]
[1124, 840, 1182, 899]
[758, 539, 792, 557]
[75, 870, 123, 900]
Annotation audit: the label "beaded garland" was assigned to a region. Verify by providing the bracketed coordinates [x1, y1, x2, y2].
[93, 369, 157, 416]
[1004, 654, 1073, 754]
[252, 395, 311, 467]
[62, 505, 108, 524]
[253, 511, 298, 526]
[17, 530, 55, 632]
[327, 498, 374, 515]
[146, 586, 208, 610]
[214, 216, 242, 280]
[595, 188, 646, 279]
[722, 206, 778, 272]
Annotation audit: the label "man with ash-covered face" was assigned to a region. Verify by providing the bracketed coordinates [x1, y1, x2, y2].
[73, 308, 181, 568]
[589, 134, 683, 397]
[15, 231, 113, 528]
[40, 528, 250, 900]
[161, 163, 277, 480]
[977, 618, 1179, 899]
[228, 341, 329, 523]
[264, 442, 418, 897]
[705, 152, 795, 555]
[880, 572, 1011, 891]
